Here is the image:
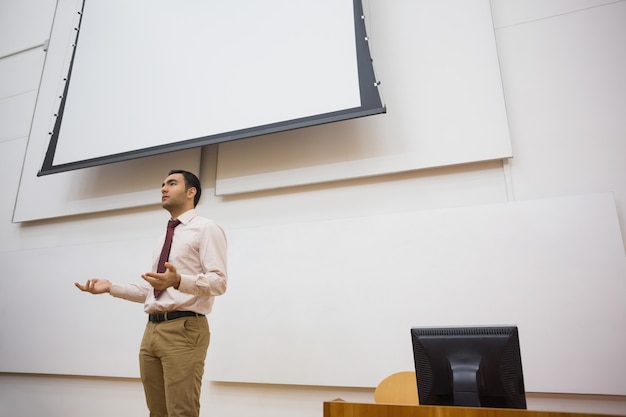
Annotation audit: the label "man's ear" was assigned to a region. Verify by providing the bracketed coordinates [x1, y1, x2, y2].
[187, 187, 197, 199]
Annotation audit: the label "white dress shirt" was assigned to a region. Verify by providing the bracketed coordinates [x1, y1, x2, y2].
[110, 209, 228, 315]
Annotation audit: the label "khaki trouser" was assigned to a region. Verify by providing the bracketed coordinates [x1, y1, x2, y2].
[139, 315, 210, 417]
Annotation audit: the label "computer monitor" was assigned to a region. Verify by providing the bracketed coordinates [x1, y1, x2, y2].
[411, 325, 526, 409]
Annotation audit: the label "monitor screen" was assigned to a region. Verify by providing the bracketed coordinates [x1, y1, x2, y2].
[411, 326, 526, 409]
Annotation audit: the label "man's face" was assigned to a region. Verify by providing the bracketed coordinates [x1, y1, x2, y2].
[161, 173, 191, 211]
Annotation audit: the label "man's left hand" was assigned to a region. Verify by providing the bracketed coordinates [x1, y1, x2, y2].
[142, 262, 181, 290]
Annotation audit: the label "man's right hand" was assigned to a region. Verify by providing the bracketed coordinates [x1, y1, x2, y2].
[74, 278, 111, 294]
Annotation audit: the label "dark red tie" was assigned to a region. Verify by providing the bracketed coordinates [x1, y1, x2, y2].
[154, 219, 181, 297]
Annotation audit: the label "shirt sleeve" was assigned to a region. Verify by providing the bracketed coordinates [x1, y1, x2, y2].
[177, 221, 228, 296]
[110, 281, 150, 303]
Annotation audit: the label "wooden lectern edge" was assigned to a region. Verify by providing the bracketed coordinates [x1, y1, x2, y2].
[323, 401, 622, 417]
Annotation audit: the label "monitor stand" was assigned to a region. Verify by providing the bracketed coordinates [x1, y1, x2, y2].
[451, 362, 481, 407]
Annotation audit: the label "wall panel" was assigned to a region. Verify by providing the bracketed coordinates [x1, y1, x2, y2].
[215, 0, 512, 194]
[205, 193, 626, 394]
[0, 0, 56, 57]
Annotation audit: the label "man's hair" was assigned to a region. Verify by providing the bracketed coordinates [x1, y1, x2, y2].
[168, 169, 202, 207]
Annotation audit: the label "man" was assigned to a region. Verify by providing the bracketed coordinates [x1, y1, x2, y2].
[75, 169, 227, 417]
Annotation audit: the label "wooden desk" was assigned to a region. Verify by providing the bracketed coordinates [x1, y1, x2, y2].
[324, 401, 615, 417]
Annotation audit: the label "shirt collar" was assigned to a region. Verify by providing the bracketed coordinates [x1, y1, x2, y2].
[174, 208, 196, 225]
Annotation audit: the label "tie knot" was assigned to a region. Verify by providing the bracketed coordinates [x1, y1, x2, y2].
[167, 219, 181, 229]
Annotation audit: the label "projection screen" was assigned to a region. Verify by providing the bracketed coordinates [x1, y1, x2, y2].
[38, 0, 385, 176]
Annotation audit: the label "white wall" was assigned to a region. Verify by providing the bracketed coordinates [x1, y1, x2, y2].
[1, 1, 625, 416]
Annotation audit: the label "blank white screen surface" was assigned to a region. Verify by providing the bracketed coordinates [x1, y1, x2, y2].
[49, 0, 365, 168]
